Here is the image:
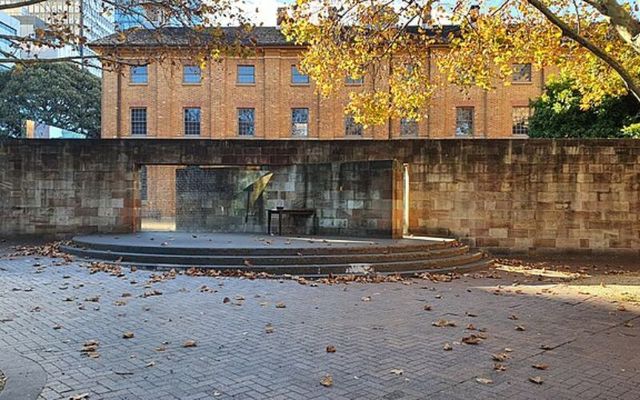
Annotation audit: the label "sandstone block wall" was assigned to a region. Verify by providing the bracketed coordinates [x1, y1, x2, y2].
[0, 139, 637, 254]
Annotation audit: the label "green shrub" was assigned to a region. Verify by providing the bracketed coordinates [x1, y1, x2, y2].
[621, 123, 640, 138]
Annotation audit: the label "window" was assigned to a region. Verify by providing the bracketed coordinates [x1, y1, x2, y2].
[512, 107, 531, 135]
[345, 115, 363, 136]
[238, 108, 255, 136]
[291, 66, 310, 84]
[512, 63, 532, 83]
[346, 76, 364, 85]
[183, 65, 201, 84]
[130, 65, 148, 84]
[400, 118, 418, 136]
[237, 65, 255, 84]
[455, 107, 474, 136]
[140, 165, 148, 201]
[130, 107, 147, 135]
[291, 108, 309, 136]
[184, 107, 201, 135]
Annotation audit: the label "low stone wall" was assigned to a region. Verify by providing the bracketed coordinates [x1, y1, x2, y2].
[0, 139, 638, 254]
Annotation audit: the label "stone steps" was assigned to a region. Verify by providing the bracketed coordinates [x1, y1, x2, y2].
[62, 233, 489, 276]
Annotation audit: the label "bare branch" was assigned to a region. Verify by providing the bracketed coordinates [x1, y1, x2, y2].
[0, 0, 48, 11]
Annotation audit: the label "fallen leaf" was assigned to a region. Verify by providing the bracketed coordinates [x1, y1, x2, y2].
[529, 376, 544, 384]
[492, 353, 509, 362]
[182, 340, 197, 348]
[462, 334, 483, 345]
[326, 345, 336, 353]
[494, 363, 506, 371]
[145, 361, 155, 368]
[617, 305, 627, 312]
[361, 296, 371, 302]
[223, 297, 231, 304]
[532, 364, 549, 370]
[466, 323, 476, 330]
[275, 302, 286, 309]
[390, 368, 404, 375]
[423, 305, 432, 311]
[265, 323, 274, 334]
[443, 342, 452, 351]
[69, 393, 90, 400]
[122, 331, 135, 339]
[320, 374, 333, 387]
[624, 321, 633, 328]
[515, 325, 526, 331]
[508, 315, 518, 320]
[476, 377, 493, 384]
[432, 319, 456, 328]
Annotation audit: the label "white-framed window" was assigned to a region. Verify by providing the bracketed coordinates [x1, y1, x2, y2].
[184, 107, 201, 135]
[291, 108, 309, 136]
[512, 63, 532, 83]
[237, 65, 255, 84]
[345, 115, 363, 136]
[238, 108, 255, 136]
[455, 107, 474, 136]
[512, 106, 532, 135]
[130, 65, 148, 84]
[130, 107, 147, 135]
[291, 66, 310, 84]
[183, 65, 201, 84]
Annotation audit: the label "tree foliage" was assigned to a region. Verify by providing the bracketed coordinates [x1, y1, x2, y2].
[284, 0, 640, 126]
[529, 77, 640, 138]
[0, 63, 101, 138]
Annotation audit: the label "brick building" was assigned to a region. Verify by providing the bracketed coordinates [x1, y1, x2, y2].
[91, 26, 550, 140]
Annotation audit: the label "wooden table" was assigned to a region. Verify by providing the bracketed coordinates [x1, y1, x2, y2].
[267, 208, 316, 235]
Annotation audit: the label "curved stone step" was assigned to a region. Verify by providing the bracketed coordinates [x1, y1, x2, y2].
[61, 244, 470, 266]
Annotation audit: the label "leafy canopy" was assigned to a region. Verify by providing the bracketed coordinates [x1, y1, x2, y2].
[529, 76, 640, 138]
[283, 0, 640, 126]
[0, 63, 101, 138]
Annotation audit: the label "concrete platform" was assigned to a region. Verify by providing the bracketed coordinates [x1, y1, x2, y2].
[63, 232, 488, 276]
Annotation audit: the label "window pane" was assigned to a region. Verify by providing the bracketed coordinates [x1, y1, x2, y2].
[130, 65, 148, 84]
[291, 108, 309, 136]
[238, 108, 255, 136]
[183, 65, 201, 84]
[291, 66, 309, 84]
[455, 107, 474, 136]
[512, 63, 532, 82]
[140, 165, 148, 201]
[345, 115, 363, 136]
[237, 65, 255, 84]
[131, 108, 147, 135]
[512, 107, 531, 135]
[345, 76, 364, 85]
[184, 107, 201, 135]
[400, 118, 418, 136]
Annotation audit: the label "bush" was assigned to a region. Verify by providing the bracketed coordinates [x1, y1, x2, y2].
[529, 78, 639, 138]
[621, 123, 640, 138]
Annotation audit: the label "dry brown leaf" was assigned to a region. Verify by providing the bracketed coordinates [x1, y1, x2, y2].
[122, 331, 135, 339]
[275, 302, 286, 309]
[326, 345, 336, 353]
[265, 323, 274, 334]
[432, 319, 456, 328]
[492, 353, 508, 362]
[529, 376, 544, 384]
[320, 374, 333, 387]
[182, 340, 197, 348]
[423, 305, 432, 311]
[494, 363, 506, 372]
[462, 334, 483, 345]
[390, 368, 404, 375]
[476, 377, 493, 384]
[443, 342, 452, 351]
[532, 363, 549, 370]
[361, 296, 371, 302]
[515, 325, 526, 331]
[69, 393, 90, 400]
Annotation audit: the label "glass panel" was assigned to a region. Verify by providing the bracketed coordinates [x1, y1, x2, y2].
[291, 108, 309, 136]
[237, 65, 255, 84]
[183, 65, 201, 84]
[184, 108, 201, 135]
[512, 63, 532, 82]
[455, 107, 474, 136]
[512, 107, 531, 135]
[345, 76, 364, 85]
[400, 118, 418, 136]
[291, 66, 310, 84]
[130, 65, 148, 84]
[131, 108, 147, 135]
[345, 115, 363, 136]
[238, 108, 255, 136]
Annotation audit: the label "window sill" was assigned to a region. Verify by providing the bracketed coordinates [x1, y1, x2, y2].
[345, 83, 364, 87]
[129, 83, 148, 86]
[236, 82, 256, 86]
[182, 82, 202, 86]
[291, 83, 310, 87]
[512, 133, 530, 138]
[511, 81, 533, 85]
[130, 134, 148, 137]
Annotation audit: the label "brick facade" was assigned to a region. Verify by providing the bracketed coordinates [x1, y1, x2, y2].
[97, 47, 549, 140]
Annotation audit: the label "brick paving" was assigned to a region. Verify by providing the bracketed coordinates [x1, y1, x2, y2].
[0, 251, 639, 400]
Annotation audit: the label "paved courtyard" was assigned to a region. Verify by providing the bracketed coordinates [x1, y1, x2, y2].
[0, 246, 639, 400]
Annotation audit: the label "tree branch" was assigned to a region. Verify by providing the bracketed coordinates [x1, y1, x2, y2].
[581, 0, 640, 53]
[527, 0, 640, 103]
[0, 0, 48, 11]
